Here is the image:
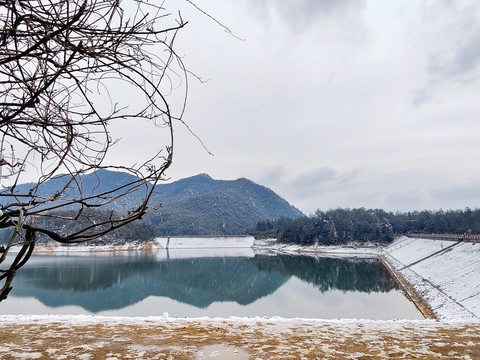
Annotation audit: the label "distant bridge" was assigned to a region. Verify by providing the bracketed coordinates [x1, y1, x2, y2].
[406, 233, 480, 243]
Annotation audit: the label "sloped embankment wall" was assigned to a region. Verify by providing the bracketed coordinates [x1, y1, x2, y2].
[155, 236, 255, 249]
[384, 236, 480, 320]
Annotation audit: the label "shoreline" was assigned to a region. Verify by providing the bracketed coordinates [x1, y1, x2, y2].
[379, 254, 437, 320]
[8, 236, 479, 322]
[31, 238, 384, 256]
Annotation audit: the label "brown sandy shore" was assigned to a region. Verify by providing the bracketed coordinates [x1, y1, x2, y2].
[1, 316, 480, 359]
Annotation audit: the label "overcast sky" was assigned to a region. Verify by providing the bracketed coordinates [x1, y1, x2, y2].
[126, 0, 480, 215]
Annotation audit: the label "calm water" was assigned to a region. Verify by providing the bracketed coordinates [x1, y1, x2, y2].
[2, 250, 423, 319]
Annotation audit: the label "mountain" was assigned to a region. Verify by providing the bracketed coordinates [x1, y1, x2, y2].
[0, 169, 147, 211]
[147, 174, 304, 235]
[2, 170, 304, 237]
[151, 173, 229, 203]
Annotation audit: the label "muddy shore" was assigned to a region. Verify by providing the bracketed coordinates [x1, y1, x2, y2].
[1, 316, 480, 359]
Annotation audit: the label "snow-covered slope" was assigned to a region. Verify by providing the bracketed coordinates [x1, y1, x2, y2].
[385, 236, 480, 320]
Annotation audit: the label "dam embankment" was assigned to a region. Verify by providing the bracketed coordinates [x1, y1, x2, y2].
[383, 235, 480, 320]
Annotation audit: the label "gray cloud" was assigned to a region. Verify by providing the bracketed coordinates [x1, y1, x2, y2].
[414, 2, 480, 106]
[429, 28, 480, 80]
[431, 185, 480, 204]
[411, 88, 433, 108]
[251, 163, 480, 214]
[385, 190, 430, 210]
[247, 0, 365, 32]
[287, 167, 361, 202]
[292, 166, 360, 188]
[293, 167, 338, 187]
[253, 166, 288, 186]
[250, 166, 363, 214]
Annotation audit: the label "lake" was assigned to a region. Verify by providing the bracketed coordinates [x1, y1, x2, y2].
[2, 250, 423, 319]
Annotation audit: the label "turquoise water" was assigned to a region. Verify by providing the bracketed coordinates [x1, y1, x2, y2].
[2, 251, 423, 319]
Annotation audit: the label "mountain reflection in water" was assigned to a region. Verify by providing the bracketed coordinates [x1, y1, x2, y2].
[10, 252, 396, 312]
[12, 253, 289, 311]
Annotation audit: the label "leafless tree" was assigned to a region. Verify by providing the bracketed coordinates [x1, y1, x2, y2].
[0, 0, 190, 301]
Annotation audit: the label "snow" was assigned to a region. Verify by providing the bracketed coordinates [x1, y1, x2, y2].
[156, 236, 255, 249]
[0, 313, 470, 327]
[254, 238, 382, 258]
[1, 314, 479, 359]
[29, 236, 255, 255]
[385, 236, 480, 320]
[195, 345, 248, 360]
[30, 242, 158, 254]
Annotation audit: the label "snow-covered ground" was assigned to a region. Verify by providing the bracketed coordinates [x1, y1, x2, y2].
[253, 238, 382, 258]
[32, 243, 255, 259]
[27, 238, 254, 260]
[156, 236, 255, 249]
[32, 236, 255, 253]
[0, 314, 479, 359]
[384, 236, 480, 320]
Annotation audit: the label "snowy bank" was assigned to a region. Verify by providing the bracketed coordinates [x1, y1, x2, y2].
[253, 238, 383, 258]
[1, 313, 477, 331]
[31, 236, 255, 254]
[384, 236, 480, 320]
[155, 236, 254, 249]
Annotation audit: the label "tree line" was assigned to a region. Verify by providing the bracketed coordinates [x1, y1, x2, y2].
[249, 207, 480, 245]
[0, 209, 156, 247]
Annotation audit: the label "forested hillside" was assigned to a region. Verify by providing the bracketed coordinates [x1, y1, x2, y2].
[7, 170, 478, 245]
[145, 175, 305, 235]
[0, 171, 304, 243]
[250, 208, 480, 245]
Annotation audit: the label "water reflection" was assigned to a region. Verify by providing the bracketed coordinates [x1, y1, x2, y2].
[11, 253, 288, 312]
[255, 255, 398, 293]
[3, 251, 420, 319]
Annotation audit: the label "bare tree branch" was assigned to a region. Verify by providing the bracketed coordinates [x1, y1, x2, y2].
[0, 0, 190, 301]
